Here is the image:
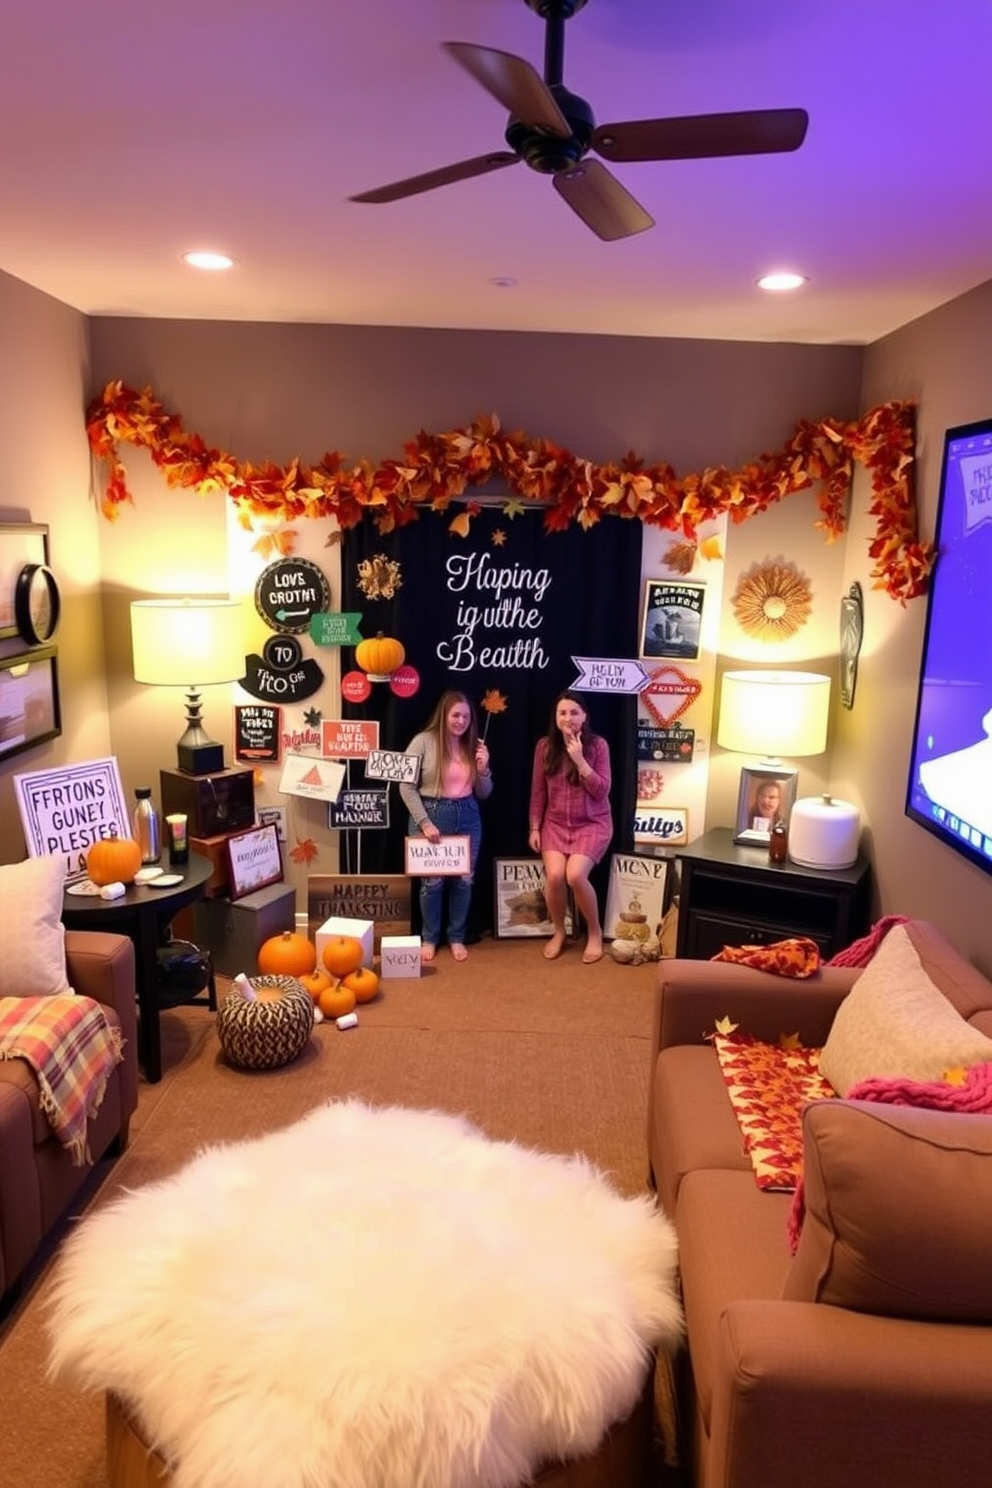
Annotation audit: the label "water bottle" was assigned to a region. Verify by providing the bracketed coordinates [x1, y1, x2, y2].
[132, 787, 161, 864]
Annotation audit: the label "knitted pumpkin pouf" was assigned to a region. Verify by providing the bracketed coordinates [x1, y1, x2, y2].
[215, 975, 314, 1070]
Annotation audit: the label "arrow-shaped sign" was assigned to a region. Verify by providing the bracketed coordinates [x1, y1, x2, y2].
[309, 611, 363, 647]
[571, 657, 651, 694]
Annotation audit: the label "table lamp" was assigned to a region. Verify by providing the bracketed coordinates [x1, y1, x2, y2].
[130, 598, 245, 774]
[717, 670, 831, 772]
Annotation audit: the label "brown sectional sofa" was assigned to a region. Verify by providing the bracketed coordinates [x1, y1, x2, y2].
[649, 919, 992, 1488]
[0, 930, 138, 1309]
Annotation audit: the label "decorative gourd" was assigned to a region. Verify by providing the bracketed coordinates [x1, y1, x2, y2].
[318, 979, 357, 1019]
[321, 935, 365, 977]
[257, 930, 317, 978]
[86, 830, 142, 887]
[342, 965, 379, 1004]
[609, 938, 641, 966]
[355, 631, 405, 681]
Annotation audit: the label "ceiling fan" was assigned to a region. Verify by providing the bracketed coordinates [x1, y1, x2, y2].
[349, 0, 808, 242]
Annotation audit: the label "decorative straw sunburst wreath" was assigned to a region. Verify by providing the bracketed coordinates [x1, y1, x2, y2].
[86, 386, 932, 602]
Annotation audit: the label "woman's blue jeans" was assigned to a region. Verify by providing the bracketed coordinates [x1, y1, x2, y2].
[408, 795, 482, 947]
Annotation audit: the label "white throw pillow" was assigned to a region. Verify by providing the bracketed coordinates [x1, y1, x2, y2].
[820, 923, 992, 1094]
[0, 855, 70, 998]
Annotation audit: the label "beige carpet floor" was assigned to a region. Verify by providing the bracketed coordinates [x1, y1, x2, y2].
[1, 936, 678, 1488]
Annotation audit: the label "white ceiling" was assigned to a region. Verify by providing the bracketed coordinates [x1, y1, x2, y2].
[2, 0, 990, 345]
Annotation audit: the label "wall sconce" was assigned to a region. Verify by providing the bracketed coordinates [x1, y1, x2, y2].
[130, 598, 245, 775]
[718, 669, 831, 844]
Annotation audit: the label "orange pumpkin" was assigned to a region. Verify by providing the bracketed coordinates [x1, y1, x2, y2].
[342, 965, 380, 1004]
[299, 966, 334, 1001]
[355, 631, 405, 681]
[318, 979, 357, 1019]
[258, 930, 317, 978]
[321, 935, 364, 977]
[86, 830, 142, 887]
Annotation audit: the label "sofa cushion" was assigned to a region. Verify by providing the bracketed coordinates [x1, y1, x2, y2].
[783, 1100, 992, 1322]
[650, 1046, 751, 1215]
[819, 923, 992, 1094]
[0, 855, 69, 999]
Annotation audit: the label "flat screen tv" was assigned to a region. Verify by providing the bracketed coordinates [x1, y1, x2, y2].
[905, 415, 992, 874]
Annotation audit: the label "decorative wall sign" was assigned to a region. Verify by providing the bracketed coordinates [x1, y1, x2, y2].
[570, 657, 650, 694]
[639, 581, 705, 661]
[13, 754, 129, 878]
[404, 835, 471, 876]
[640, 665, 703, 727]
[226, 822, 283, 900]
[0, 646, 61, 762]
[327, 789, 390, 830]
[277, 751, 345, 802]
[309, 611, 363, 646]
[321, 719, 379, 759]
[235, 703, 281, 762]
[241, 650, 324, 702]
[636, 719, 695, 762]
[254, 558, 331, 634]
[632, 806, 689, 847]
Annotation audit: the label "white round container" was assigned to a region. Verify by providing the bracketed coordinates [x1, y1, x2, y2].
[788, 794, 860, 869]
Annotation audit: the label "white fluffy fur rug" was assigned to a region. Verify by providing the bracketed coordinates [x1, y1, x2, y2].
[46, 1100, 682, 1488]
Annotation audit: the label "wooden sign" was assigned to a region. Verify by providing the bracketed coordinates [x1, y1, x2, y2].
[307, 874, 411, 950]
[235, 703, 281, 763]
[404, 835, 471, 876]
[321, 718, 379, 759]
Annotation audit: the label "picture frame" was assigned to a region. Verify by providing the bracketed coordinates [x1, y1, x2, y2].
[734, 766, 798, 845]
[638, 580, 705, 661]
[603, 852, 669, 942]
[0, 646, 61, 762]
[1, 523, 51, 639]
[493, 857, 576, 940]
[225, 822, 284, 900]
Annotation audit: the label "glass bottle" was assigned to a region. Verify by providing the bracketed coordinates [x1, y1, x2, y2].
[768, 816, 788, 864]
[132, 787, 161, 864]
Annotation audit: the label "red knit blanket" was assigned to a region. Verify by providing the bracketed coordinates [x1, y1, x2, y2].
[0, 995, 124, 1165]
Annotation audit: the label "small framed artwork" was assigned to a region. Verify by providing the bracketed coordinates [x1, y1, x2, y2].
[0, 646, 61, 762]
[734, 766, 798, 845]
[226, 822, 284, 900]
[638, 580, 705, 661]
[493, 857, 575, 939]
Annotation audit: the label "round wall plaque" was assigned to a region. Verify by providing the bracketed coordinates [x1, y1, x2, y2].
[254, 559, 330, 635]
[15, 563, 61, 644]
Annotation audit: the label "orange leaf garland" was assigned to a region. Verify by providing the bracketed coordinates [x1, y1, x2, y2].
[84, 384, 930, 601]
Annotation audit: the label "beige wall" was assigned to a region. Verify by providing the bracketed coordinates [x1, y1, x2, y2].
[0, 272, 109, 859]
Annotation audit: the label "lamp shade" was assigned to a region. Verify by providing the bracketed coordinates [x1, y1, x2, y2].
[130, 599, 245, 687]
[717, 670, 830, 758]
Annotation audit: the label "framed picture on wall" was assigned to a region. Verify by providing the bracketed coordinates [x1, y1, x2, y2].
[734, 766, 798, 845]
[638, 580, 705, 661]
[0, 646, 61, 762]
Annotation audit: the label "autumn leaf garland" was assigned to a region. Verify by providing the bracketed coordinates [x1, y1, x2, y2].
[85, 381, 932, 601]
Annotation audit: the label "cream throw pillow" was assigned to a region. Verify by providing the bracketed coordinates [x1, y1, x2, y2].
[0, 855, 70, 998]
[820, 923, 992, 1094]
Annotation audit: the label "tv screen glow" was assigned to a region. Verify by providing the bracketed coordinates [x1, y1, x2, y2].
[905, 415, 992, 875]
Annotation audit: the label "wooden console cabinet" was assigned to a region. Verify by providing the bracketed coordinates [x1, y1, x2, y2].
[674, 827, 871, 960]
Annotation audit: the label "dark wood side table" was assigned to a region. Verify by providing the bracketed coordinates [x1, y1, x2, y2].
[674, 827, 871, 960]
[61, 851, 213, 1084]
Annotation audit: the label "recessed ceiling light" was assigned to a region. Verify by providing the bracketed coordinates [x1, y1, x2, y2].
[182, 250, 235, 271]
[757, 270, 808, 293]
[489, 276, 518, 288]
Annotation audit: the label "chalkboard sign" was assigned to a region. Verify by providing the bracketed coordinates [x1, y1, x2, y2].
[235, 703, 280, 763]
[328, 788, 390, 830]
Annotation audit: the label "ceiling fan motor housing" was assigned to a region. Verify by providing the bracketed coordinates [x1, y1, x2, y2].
[505, 86, 593, 173]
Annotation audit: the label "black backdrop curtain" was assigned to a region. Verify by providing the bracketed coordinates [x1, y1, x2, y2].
[340, 506, 641, 939]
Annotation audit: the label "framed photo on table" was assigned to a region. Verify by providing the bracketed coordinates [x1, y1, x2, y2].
[734, 766, 797, 845]
[226, 822, 284, 900]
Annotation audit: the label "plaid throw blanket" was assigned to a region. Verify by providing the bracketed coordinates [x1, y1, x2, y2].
[0, 995, 124, 1166]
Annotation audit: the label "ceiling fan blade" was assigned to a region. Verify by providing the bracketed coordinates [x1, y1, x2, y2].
[442, 41, 570, 137]
[552, 159, 654, 242]
[592, 108, 809, 163]
[350, 152, 520, 205]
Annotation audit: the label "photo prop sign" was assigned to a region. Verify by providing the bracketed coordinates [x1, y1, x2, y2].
[404, 835, 471, 876]
[278, 751, 346, 802]
[328, 789, 390, 830]
[322, 719, 379, 759]
[365, 748, 420, 784]
[309, 611, 362, 647]
[14, 756, 130, 879]
[570, 657, 650, 694]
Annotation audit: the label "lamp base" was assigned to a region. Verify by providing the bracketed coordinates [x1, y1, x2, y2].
[178, 740, 225, 775]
